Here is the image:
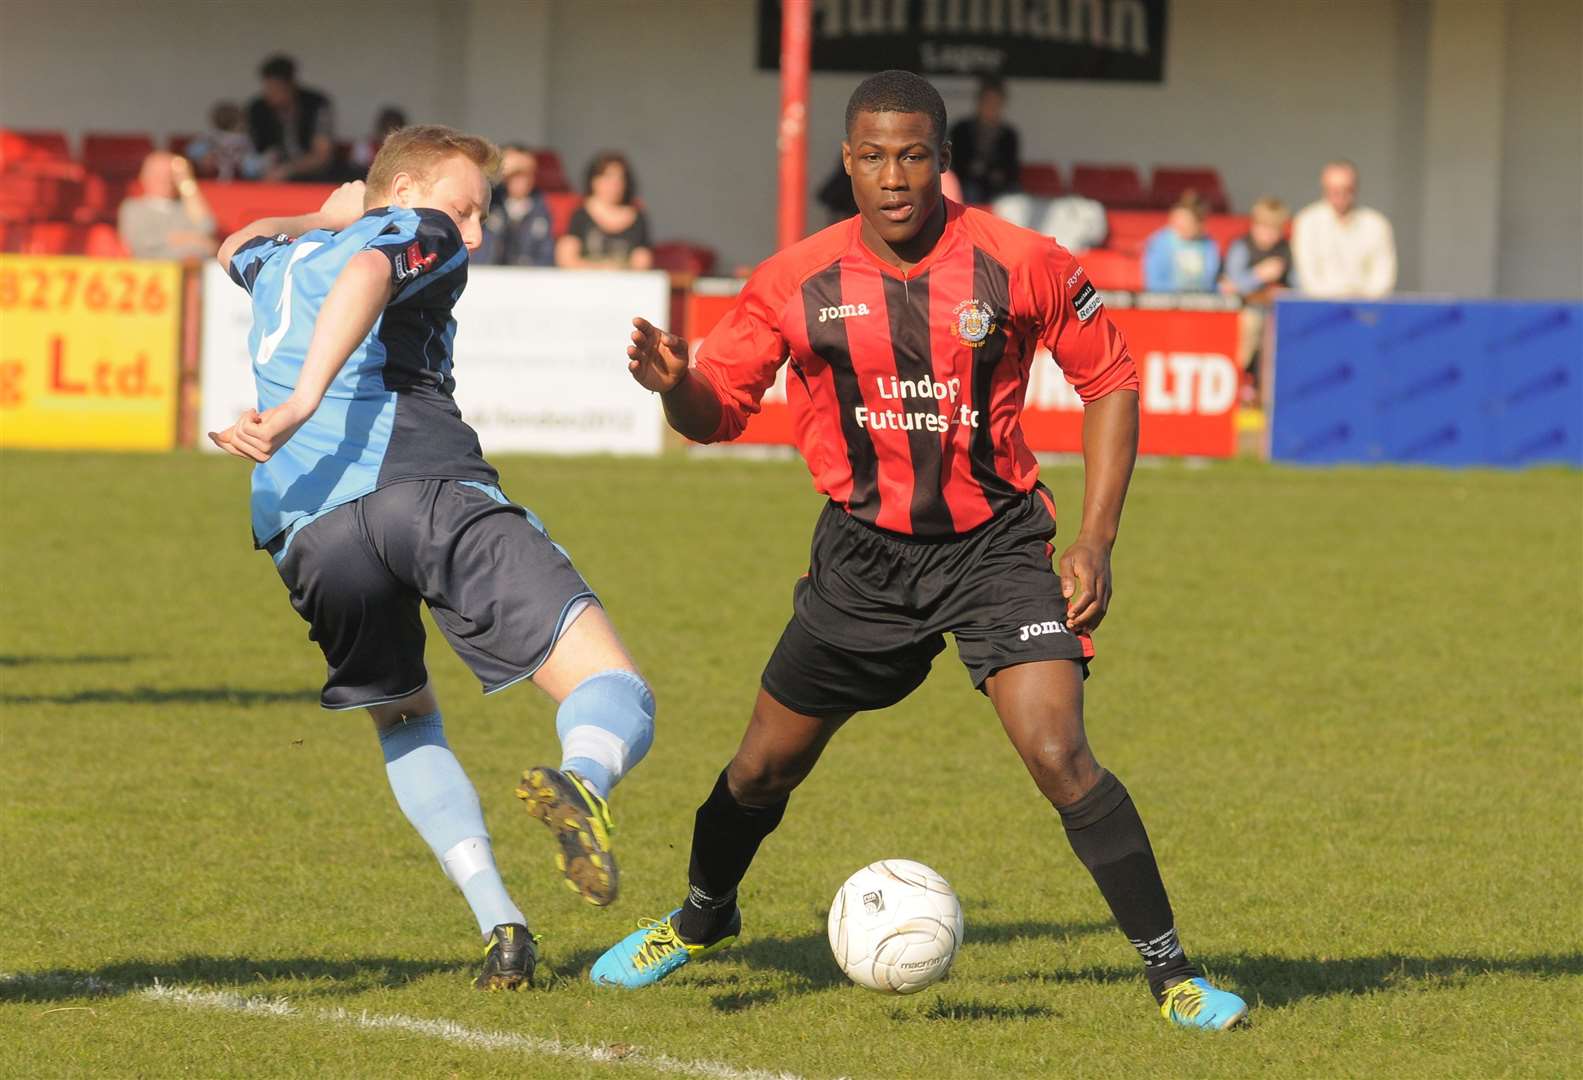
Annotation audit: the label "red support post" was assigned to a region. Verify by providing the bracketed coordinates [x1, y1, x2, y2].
[777, 0, 812, 250]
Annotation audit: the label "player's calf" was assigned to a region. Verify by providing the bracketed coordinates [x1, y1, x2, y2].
[517, 669, 655, 906]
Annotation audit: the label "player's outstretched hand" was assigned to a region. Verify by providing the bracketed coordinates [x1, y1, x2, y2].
[208, 400, 311, 463]
[1057, 538, 1113, 634]
[319, 181, 367, 231]
[627, 317, 690, 393]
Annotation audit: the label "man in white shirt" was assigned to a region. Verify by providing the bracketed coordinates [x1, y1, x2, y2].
[1292, 160, 1397, 298]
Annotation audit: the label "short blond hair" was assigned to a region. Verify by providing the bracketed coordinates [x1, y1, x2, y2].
[1250, 196, 1290, 228]
[365, 124, 501, 205]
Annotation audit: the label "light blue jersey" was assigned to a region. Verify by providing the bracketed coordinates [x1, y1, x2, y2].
[228, 206, 496, 547]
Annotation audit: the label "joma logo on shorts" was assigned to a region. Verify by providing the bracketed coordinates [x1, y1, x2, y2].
[817, 303, 870, 322]
[1019, 620, 1069, 641]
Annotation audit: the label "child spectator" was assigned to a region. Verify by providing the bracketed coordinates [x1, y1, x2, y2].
[1143, 191, 1220, 292]
[556, 152, 653, 270]
[1220, 197, 1294, 299]
[478, 146, 556, 266]
[186, 102, 260, 180]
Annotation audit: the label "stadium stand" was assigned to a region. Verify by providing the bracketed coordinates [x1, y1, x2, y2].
[652, 240, 717, 278]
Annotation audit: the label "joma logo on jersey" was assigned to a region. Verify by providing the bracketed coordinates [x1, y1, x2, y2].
[1018, 619, 1070, 642]
[817, 302, 870, 322]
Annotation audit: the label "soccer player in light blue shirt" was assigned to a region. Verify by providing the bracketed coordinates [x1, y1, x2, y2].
[209, 126, 656, 990]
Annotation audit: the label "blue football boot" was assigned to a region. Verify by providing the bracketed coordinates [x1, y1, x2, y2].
[1160, 976, 1249, 1030]
[590, 908, 740, 988]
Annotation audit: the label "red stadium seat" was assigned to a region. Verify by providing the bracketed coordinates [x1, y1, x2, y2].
[83, 133, 155, 180]
[652, 241, 717, 277]
[1070, 164, 1148, 208]
[1078, 248, 1143, 292]
[15, 222, 84, 255]
[1018, 163, 1064, 197]
[530, 150, 570, 193]
[1150, 166, 1230, 212]
[83, 222, 129, 258]
[167, 133, 198, 157]
[1103, 210, 1167, 256]
[1203, 214, 1251, 254]
[1, 128, 72, 166]
[543, 190, 581, 238]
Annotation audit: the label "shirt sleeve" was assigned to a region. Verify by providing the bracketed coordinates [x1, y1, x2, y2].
[364, 208, 467, 306]
[689, 262, 793, 443]
[1361, 212, 1397, 297]
[631, 210, 651, 251]
[1032, 240, 1139, 404]
[226, 232, 292, 293]
[1142, 230, 1174, 292]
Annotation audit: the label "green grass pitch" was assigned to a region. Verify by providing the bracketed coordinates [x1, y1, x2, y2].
[2, 450, 1579, 1078]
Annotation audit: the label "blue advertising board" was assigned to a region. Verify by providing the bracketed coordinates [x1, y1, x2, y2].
[1271, 298, 1582, 467]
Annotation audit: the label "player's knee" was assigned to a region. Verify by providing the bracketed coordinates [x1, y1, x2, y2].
[1025, 735, 1096, 793]
[555, 669, 656, 774]
[726, 752, 808, 805]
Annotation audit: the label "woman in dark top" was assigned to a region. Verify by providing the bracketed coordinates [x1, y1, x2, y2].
[556, 151, 653, 270]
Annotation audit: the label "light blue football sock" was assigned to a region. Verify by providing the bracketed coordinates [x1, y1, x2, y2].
[555, 670, 656, 799]
[378, 713, 526, 936]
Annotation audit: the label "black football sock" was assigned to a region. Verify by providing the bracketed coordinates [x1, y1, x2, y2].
[1057, 769, 1201, 1002]
[673, 769, 787, 943]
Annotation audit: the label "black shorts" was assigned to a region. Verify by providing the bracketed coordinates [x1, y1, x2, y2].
[269, 479, 596, 710]
[760, 486, 1093, 717]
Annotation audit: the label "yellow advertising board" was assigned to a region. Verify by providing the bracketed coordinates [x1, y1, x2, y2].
[0, 255, 182, 450]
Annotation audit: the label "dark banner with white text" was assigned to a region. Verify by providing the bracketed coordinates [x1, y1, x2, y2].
[757, 0, 1168, 82]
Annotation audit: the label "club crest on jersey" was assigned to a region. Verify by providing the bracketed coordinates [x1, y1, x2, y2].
[952, 298, 997, 347]
[393, 241, 439, 282]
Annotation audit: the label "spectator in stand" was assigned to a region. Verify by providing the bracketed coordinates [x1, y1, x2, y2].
[350, 106, 408, 173]
[1220, 197, 1294, 401]
[949, 75, 1019, 204]
[186, 102, 261, 180]
[117, 151, 216, 260]
[1220, 197, 1294, 299]
[1292, 159, 1396, 297]
[478, 145, 556, 267]
[1143, 191, 1220, 292]
[247, 54, 336, 182]
[556, 152, 653, 270]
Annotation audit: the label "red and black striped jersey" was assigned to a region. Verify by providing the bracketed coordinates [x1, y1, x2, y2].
[691, 200, 1139, 537]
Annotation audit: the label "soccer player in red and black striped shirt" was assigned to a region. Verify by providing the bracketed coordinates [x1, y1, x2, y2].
[593, 71, 1247, 1029]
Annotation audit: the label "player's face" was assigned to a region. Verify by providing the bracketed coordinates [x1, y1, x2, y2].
[403, 155, 492, 253]
[843, 111, 950, 252]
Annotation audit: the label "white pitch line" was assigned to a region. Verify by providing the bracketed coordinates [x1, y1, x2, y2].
[2, 974, 806, 1080]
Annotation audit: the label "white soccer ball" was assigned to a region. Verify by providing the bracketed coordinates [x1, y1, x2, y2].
[827, 859, 963, 994]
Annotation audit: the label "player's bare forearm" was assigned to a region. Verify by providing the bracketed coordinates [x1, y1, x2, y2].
[661, 370, 726, 443]
[1076, 388, 1139, 547]
[1057, 388, 1138, 632]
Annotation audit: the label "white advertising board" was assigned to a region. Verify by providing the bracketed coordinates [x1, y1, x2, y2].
[199, 262, 669, 455]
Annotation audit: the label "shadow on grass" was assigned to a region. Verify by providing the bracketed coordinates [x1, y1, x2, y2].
[0, 955, 462, 1004]
[0, 653, 141, 667]
[1, 686, 320, 706]
[550, 917, 1116, 1004]
[1012, 951, 1583, 1007]
[901, 998, 1054, 1022]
